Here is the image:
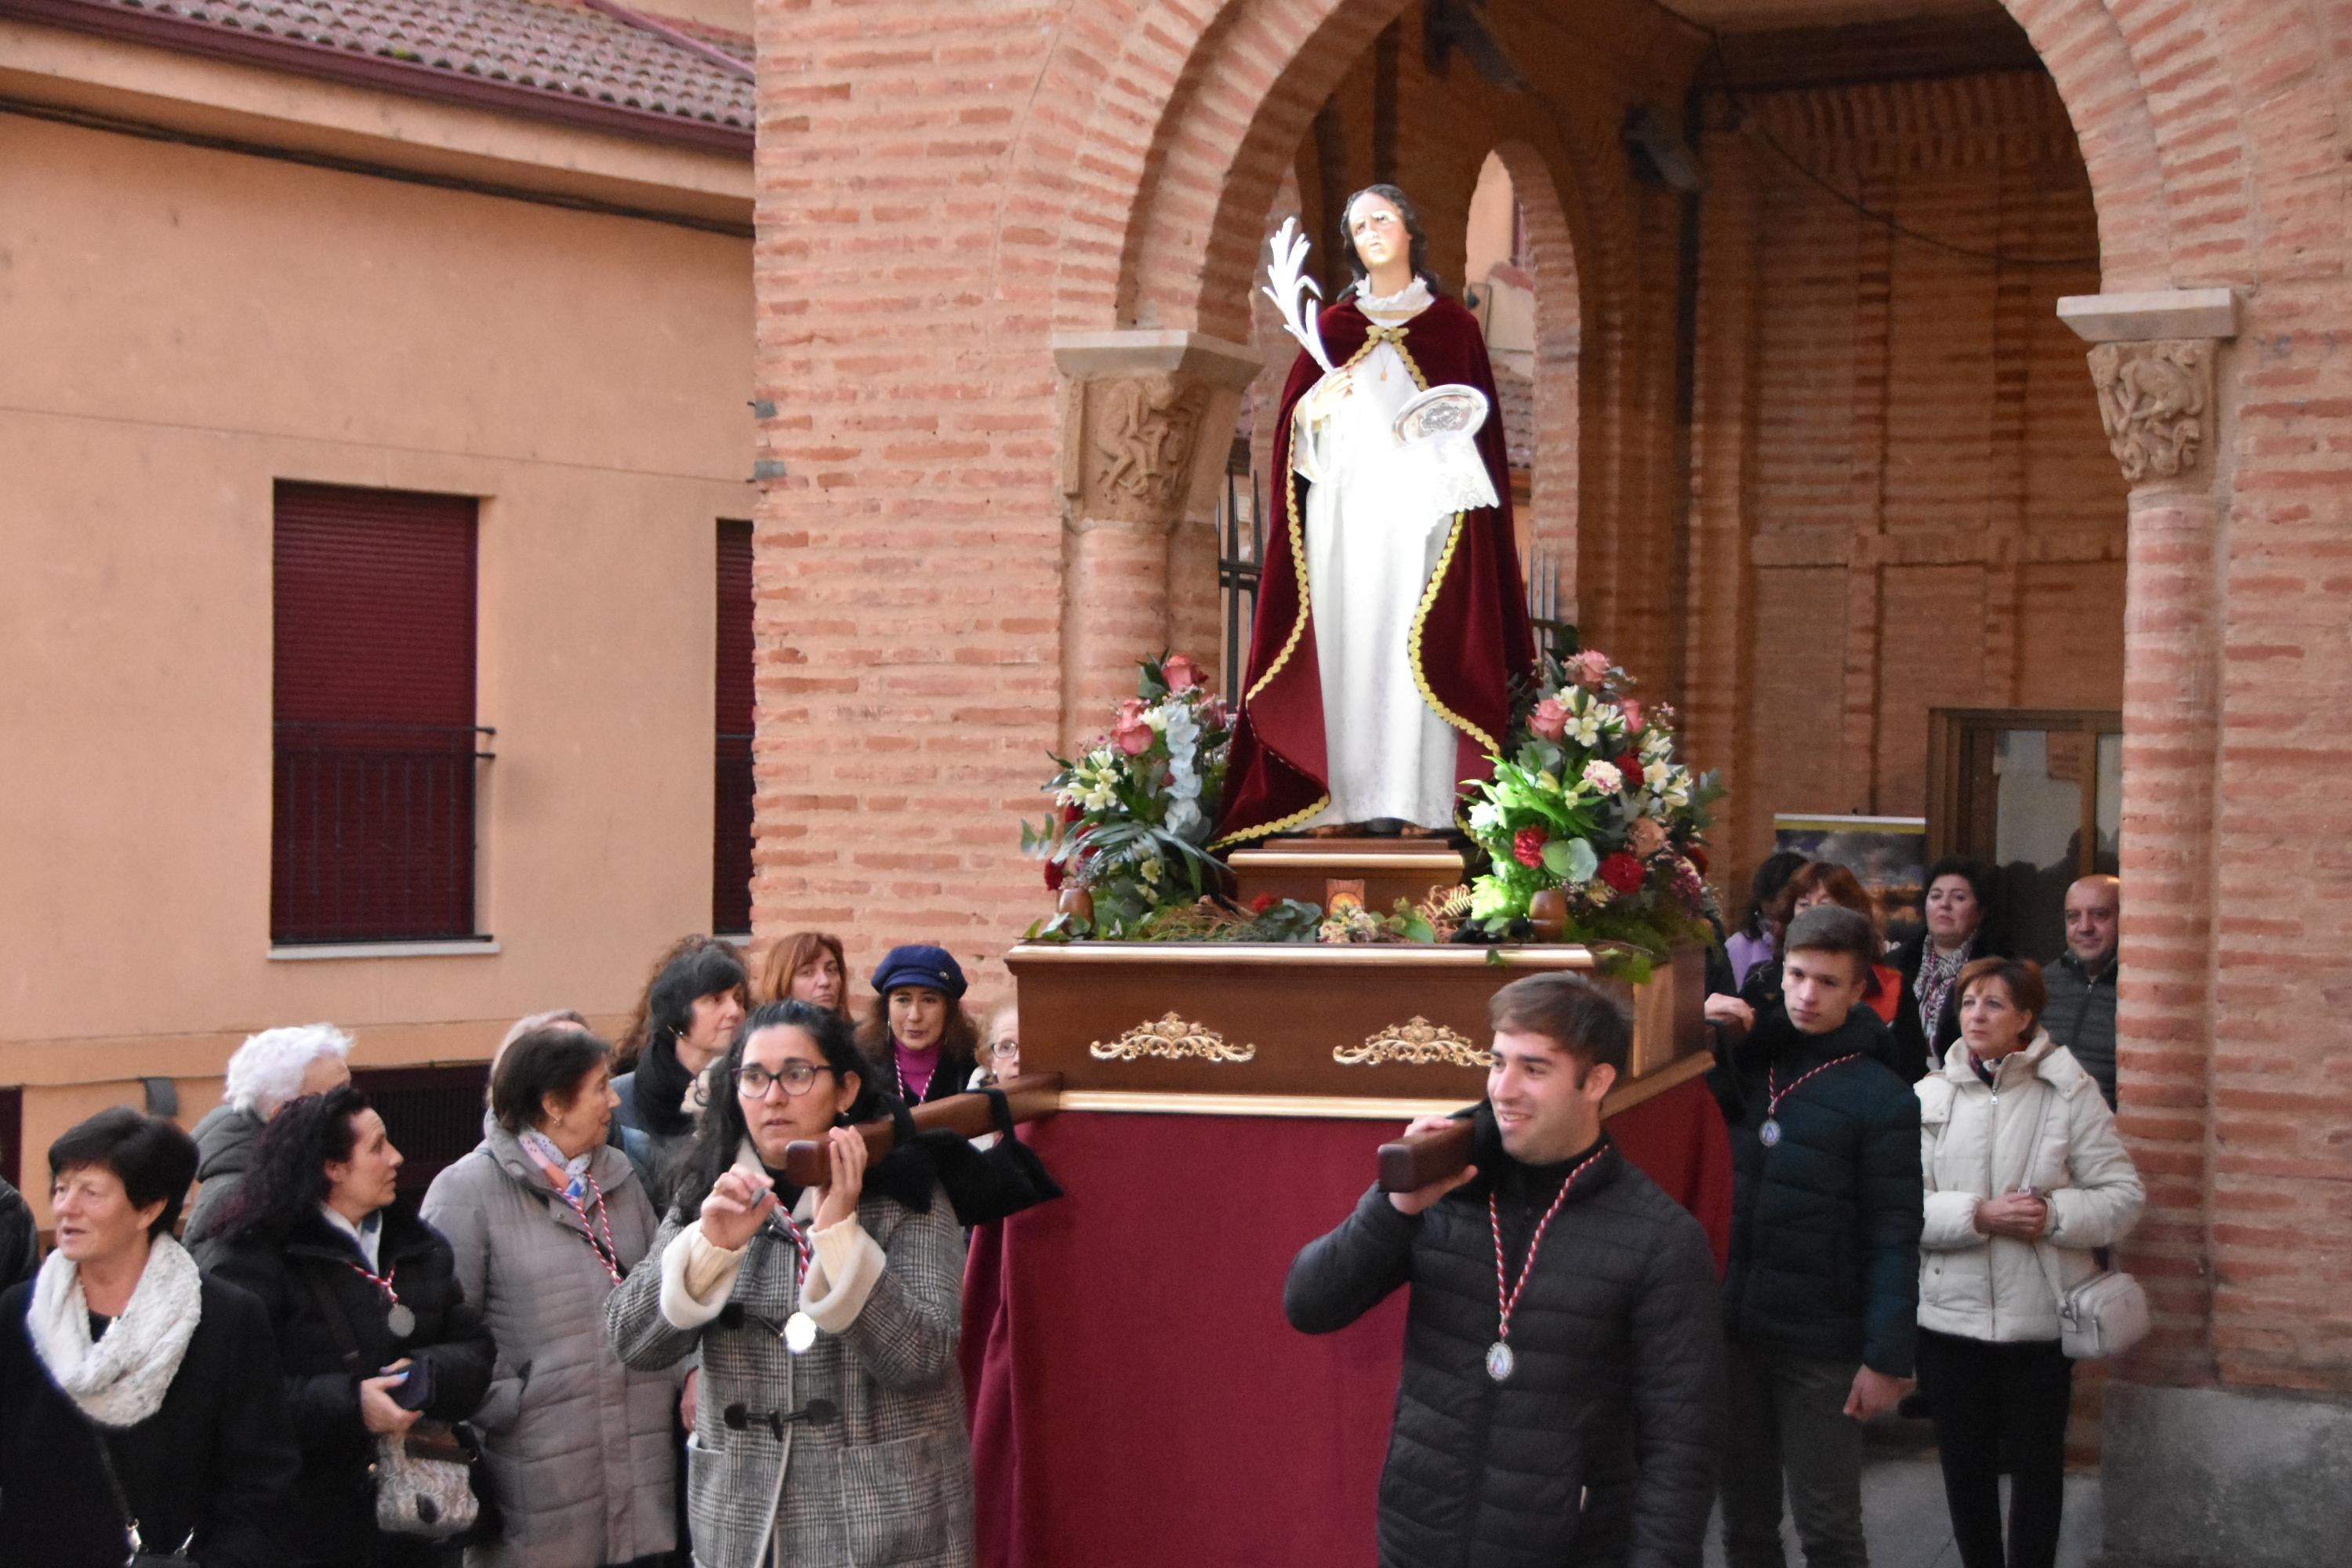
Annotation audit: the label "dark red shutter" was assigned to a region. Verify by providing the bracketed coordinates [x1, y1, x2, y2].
[713, 520, 756, 934]
[272, 482, 481, 943]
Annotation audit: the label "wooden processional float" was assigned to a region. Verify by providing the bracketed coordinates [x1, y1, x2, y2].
[789, 840, 1714, 1192]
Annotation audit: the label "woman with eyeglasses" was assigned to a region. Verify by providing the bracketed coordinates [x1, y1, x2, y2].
[604, 999, 973, 1568]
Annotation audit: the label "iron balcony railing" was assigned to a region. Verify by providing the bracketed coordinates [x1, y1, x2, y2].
[270, 720, 495, 945]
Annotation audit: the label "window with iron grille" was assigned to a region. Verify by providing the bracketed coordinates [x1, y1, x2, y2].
[272, 482, 491, 946]
[351, 1065, 497, 1199]
[714, 520, 755, 935]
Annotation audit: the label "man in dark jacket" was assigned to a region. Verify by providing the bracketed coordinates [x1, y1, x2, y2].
[2044, 874, 2120, 1107]
[1286, 973, 1724, 1568]
[1708, 905, 1922, 1568]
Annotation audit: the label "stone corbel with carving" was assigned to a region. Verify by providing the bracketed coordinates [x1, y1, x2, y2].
[2089, 339, 2212, 486]
[1054, 332, 1267, 529]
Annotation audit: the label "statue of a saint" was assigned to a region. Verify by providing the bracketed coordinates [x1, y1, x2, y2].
[1214, 184, 1535, 844]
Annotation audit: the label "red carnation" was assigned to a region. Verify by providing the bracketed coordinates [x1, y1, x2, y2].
[1597, 851, 1645, 895]
[1045, 858, 1065, 891]
[1250, 891, 1278, 914]
[1614, 752, 1645, 787]
[1512, 826, 1548, 869]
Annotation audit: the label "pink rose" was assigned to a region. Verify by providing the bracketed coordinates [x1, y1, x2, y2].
[1530, 695, 1569, 742]
[1620, 699, 1643, 734]
[1570, 650, 1612, 689]
[1116, 697, 1149, 727]
[1115, 720, 1155, 756]
[1163, 655, 1204, 693]
[1629, 817, 1666, 858]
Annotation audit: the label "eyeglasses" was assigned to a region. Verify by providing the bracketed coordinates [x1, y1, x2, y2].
[734, 1062, 836, 1099]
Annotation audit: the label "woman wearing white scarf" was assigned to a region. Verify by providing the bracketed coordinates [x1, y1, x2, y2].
[0, 1108, 298, 1566]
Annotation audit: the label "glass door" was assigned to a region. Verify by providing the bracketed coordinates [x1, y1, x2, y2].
[1926, 709, 2121, 964]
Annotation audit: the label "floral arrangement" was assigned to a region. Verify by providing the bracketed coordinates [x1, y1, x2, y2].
[1023, 654, 1232, 939]
[1460, 648, 1724, 961]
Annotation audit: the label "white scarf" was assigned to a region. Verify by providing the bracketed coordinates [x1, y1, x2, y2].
[27, 1234, 205, 1428]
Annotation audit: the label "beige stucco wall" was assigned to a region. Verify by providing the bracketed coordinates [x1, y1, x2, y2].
[0, 111, 753, 1211]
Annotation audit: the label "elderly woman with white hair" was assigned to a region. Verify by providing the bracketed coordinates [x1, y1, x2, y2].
[185, 1022, 354, 1246]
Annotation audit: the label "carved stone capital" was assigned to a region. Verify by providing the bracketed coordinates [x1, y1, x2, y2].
[1054, 330, 1265, 528]
[2088, 339, 2214, 488]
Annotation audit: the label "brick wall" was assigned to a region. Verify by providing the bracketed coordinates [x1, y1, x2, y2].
[1685, 71, 2121, 884]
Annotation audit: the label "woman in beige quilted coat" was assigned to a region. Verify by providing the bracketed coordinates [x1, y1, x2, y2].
[1915, 956, 2143, 1568]
[423, 1023, 679, 1567]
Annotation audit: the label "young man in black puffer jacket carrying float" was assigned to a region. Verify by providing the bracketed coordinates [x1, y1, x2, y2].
[1708, 903, 1924, 1568]
[1285, 972, 1724, 1568]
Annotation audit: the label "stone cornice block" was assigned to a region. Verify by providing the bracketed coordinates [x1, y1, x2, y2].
[1051, 330, 1267, 390]
[2057, 289, 2238, 344]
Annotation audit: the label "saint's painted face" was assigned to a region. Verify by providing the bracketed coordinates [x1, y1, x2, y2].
[1348, 193, 1406, 274]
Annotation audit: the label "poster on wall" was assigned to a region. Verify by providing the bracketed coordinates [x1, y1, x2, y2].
[1771, 814, 1929, 943]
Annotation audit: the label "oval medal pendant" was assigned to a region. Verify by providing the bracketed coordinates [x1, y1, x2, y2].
[386, 1303, 417, 1339]
[1485, 1341, 1515, 1383]
[784, 1311, 817, 1355]
[1759, 1117, 1782, 1149]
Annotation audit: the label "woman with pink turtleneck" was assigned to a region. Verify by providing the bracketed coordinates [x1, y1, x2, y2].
[855, 944, 982, 1107]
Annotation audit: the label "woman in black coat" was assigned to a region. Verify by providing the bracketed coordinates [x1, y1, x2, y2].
[1893, 857, 2005, 1079]
[205, 1086, 495, 1567]
[0, 1109, 298, 1567]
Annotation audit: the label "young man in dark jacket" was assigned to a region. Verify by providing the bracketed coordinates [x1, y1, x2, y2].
[1286, 973, 1724, 1568]
[1708, 904, 1922, 1568]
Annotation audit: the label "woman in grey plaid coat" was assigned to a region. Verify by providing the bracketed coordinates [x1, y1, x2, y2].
[606, 999, 973, 1568]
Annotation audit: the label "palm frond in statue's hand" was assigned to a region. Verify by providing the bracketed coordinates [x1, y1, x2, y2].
[1262, 216, 1336, 376]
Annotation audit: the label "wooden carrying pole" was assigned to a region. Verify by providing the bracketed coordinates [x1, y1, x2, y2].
[1377, 1119, 1476, 1194]
[782, 1073, 1064, 1188]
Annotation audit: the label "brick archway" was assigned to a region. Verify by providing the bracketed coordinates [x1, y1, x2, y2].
[1483, 139, 1583, 612]
[982, 0, 2352, 1452]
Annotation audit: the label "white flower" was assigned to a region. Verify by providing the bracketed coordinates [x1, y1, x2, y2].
[1467, 801, 1504, 833]
[1581, 760, 1623, 795]
[1139, 855, 1164, 886]
[1642, 729, 1673, 763]
[1145, 706, 1170, 732]
[1566, 710, 1605, 747]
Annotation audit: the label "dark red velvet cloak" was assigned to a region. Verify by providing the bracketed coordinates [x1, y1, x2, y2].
[1213, 293, 1536, 846]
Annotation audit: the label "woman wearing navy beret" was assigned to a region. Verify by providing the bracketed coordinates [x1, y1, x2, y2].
[855, 946, 982, 1107]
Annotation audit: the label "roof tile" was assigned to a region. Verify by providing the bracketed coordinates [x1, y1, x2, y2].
[92, 0, 755, 131]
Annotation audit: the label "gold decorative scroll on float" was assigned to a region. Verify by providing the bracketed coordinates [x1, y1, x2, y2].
[1007, 933, 1711, 1121]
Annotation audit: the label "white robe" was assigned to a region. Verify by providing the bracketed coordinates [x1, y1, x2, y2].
[1292, 321, 1465, 830]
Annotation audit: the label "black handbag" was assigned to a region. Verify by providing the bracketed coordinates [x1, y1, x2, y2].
[77, 1413, 191, 1565]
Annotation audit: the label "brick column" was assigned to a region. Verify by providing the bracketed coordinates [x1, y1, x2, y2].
[2059, 292, 2235, 1382]
[1051, 332, 1264, 750]
[2053, 290, 2352, 1568]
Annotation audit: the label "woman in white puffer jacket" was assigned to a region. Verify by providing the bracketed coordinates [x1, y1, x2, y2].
[1915, 955, 2143, 1568]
